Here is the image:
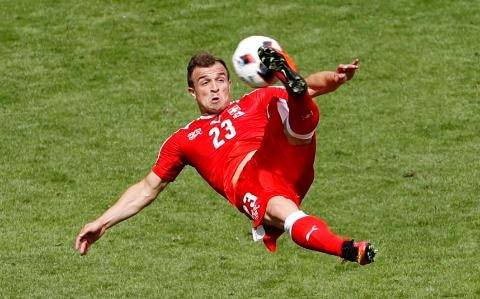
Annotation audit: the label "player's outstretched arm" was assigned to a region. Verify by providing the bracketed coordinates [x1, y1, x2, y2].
[75, 171, 168, 256]
[307, 59, 359, 98]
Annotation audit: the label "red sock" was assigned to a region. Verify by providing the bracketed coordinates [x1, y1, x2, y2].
[290, 215, 344, 257]
[286, 93, 319, 137]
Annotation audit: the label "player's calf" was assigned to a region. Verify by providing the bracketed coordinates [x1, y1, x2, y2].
[280, 96, 319, 139]
[284, 211, 345, 256]
[284, 211, 376, 265]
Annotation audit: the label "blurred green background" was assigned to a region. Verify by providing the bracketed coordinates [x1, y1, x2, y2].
[1, 0, 479, 297]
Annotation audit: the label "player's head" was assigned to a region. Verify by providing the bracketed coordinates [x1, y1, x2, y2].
[187, 52, 232, 115]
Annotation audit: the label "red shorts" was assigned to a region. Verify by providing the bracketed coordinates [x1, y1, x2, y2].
[234, 161, 302, 227]
[232, 97, 316, 227]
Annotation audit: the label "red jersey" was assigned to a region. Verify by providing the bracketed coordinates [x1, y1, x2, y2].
[152, 87, 289, 201]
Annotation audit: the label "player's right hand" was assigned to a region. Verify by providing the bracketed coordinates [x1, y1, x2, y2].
[75, 221, 106, 256]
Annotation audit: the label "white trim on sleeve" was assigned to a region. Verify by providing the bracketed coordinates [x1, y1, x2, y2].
[276, 99, 315, 140]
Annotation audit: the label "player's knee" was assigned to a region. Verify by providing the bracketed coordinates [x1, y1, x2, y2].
[283, 210, 308, 235]
[284, 133, 314, 145]
[265, 196, 299, 228]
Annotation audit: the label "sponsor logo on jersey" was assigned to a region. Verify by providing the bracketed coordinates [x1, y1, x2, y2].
[227, 105, 245, 119]
[187, 128, 202, 140]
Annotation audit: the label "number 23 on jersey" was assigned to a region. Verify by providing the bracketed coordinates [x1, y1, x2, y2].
[209, 119, 236, 149]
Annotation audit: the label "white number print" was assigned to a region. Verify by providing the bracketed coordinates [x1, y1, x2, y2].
[242, 192, 260, 220]
[209, 127, 225, 149]
[209, 119, 237, 149]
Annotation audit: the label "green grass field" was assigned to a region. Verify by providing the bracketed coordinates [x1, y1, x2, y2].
[1, 0, 479, 297]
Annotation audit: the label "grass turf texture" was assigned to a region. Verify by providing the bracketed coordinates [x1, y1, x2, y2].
[1, 0, 479, 297]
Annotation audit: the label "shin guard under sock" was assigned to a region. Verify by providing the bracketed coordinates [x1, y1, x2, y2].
[286, 94, 319, 138]
[285, 212, 344, 257]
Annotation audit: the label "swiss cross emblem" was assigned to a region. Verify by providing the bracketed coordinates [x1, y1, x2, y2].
[227, 105, 245, 119]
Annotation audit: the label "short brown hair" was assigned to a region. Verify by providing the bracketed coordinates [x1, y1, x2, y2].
[187, 52, 230, 87]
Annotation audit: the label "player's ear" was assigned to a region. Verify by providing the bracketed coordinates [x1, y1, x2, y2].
[188, 87, 196, 98]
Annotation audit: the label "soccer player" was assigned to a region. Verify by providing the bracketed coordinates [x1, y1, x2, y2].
[75, 47, 375, 265]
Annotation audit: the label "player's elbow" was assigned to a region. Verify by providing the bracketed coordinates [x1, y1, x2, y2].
[139, 183, 160, 204]
[140, 176, 167, 202]
[140, 189, 157, 202]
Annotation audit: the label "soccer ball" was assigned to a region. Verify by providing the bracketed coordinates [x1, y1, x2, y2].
[232, 36, 282, 88]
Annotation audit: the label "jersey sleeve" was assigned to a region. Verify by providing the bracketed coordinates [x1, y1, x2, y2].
[152, 132, 186, 182]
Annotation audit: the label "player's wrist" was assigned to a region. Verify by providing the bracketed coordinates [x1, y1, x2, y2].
[93, 217, 111, 232]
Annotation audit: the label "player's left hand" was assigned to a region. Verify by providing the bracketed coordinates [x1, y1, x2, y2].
[335, 59, 359, 82]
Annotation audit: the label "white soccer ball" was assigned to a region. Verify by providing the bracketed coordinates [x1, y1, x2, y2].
[232, 36, 282, 88]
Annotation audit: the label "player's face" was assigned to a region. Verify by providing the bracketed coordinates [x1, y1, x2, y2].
[189, 62, 231, 115]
